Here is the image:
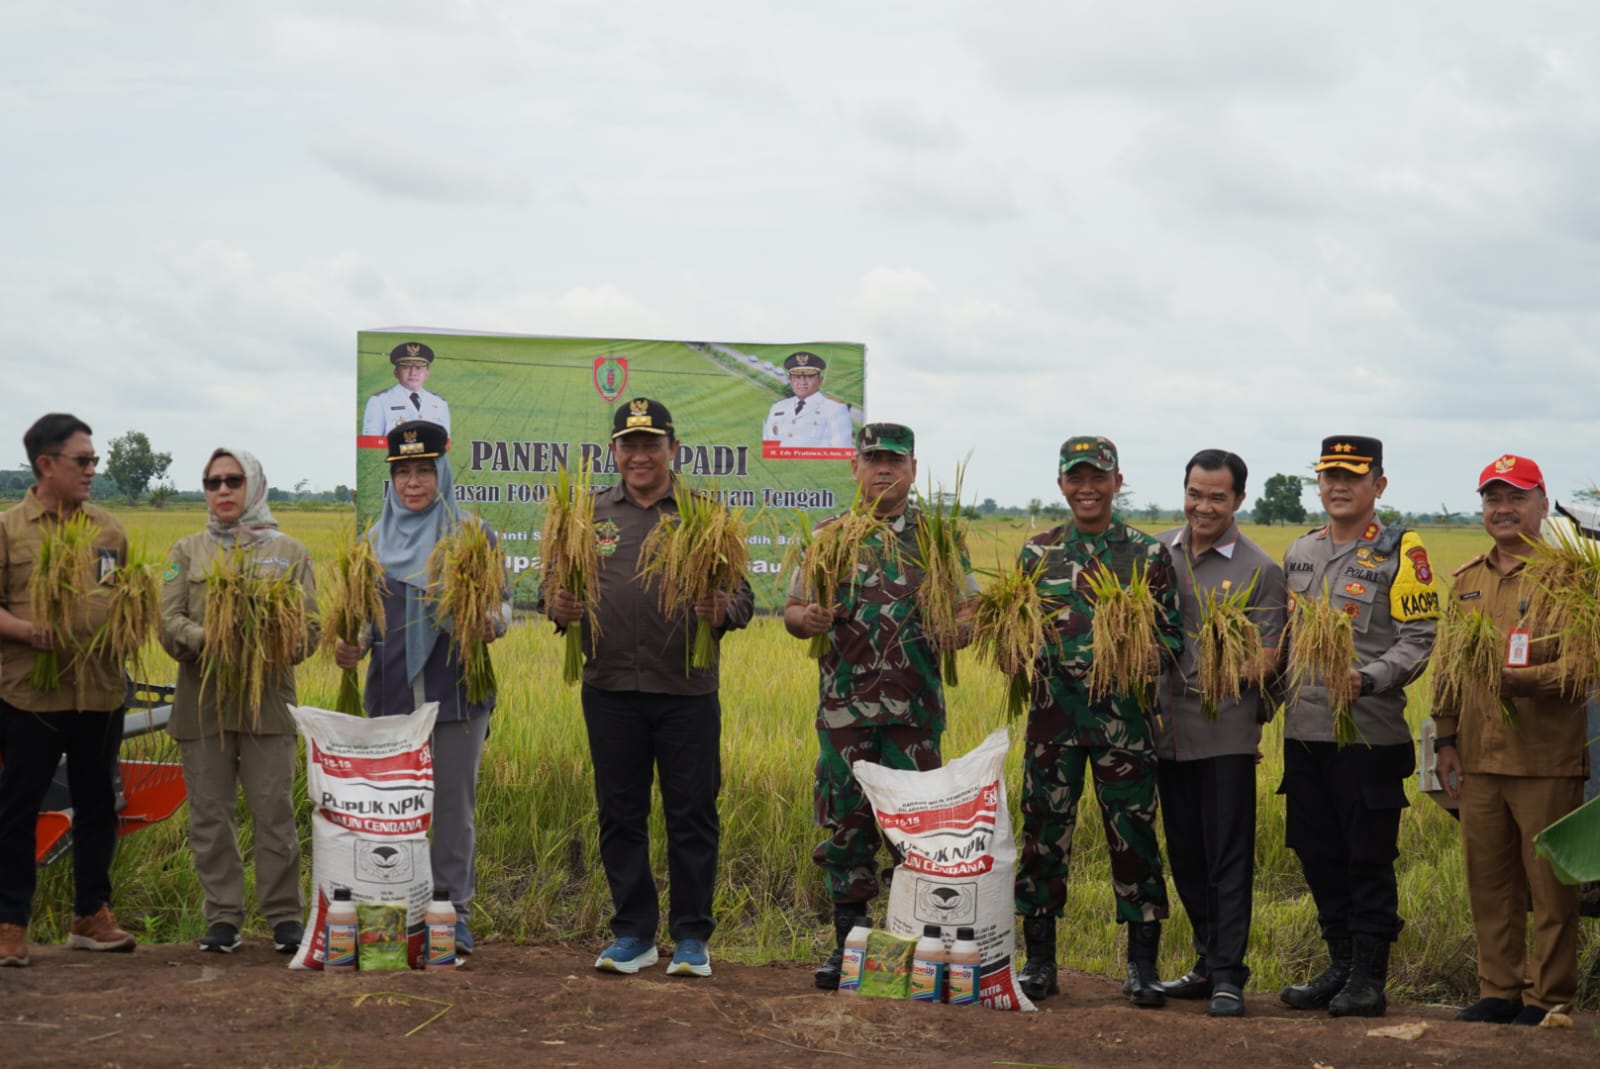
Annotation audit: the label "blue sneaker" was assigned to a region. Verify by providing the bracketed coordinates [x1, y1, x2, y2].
[667, 939, 711, 977]
[595, 936, 658, 974]
[455, 918, 474, 957]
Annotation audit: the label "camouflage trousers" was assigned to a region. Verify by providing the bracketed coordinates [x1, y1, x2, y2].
[813, 723, 942, 905]
[1014, 739, 1169, 924]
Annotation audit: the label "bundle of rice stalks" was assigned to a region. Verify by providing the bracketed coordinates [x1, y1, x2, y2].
[201, 547, 306, 729]
[428, 517, 508, 704]
[1432, 601, 1517, 727]
[26, 511, 101, 692]
[1084, 559, 1161, 709]
[1520, 525, 1600, 695]
[638, 485, 750, 671]
[782, 490, 897, 660]
[1195, 574, 1267, 721]
[1286, 585, 1361, 746]
[539, 461, 600, 685]
[973, 555, 1049, 719]
[85, 538, 163, 682]
[912, 463, 971, 686]
[317, 521, 386, 716]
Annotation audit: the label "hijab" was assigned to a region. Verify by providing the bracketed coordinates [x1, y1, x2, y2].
[370, 453, 460, 685]
[204, 448, 279, 549]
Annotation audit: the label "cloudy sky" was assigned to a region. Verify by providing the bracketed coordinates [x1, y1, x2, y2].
[5, 2, 1597, 513]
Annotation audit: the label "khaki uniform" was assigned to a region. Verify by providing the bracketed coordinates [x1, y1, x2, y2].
[1431, 549, 1589, 1010]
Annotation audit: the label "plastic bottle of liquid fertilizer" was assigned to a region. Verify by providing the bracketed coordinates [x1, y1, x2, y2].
[908, 924, 948, 1002]
[324, 888, 358, 972]
[425, 888, 457, 970]
[837, 922, 872, 994]
[945, 927, 981, 1005]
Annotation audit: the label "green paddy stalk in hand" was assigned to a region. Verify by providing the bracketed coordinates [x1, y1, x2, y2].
[1195, 572, 1266, 722]
[1286, 583, 1362, 746]
[973, 554, 1048, 720]
[27, 511, 101, 692]
[428, 514, 507, 705]
[1084, 558, 1160, 709]
[86, 536, 163, 683]
[912, 462, 970, 687]
[317, 521, 386, 716]
[785, 490, 896, 660]
[539, 460, 601, 685]
[637, 482, 750, 672]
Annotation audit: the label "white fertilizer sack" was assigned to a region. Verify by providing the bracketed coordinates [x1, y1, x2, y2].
[853, 727, 1034, 1011]
[288, 703, 438, 970]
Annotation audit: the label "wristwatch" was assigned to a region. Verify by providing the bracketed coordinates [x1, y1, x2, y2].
[1356, 671, 1375, 697]
[1433, 735, 1457, 753]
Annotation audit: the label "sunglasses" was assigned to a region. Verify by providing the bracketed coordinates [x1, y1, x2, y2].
[202, 474, 247, 492]
[48, 452, 100, 469]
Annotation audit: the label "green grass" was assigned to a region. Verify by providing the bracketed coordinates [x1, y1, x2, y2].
[24, 510, 1598, 1007]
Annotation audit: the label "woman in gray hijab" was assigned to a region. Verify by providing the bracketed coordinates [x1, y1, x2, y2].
[334, 421, 509, 957]
[159, 448, 318, 955]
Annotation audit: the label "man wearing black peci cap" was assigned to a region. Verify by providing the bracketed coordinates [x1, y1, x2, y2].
[762, 351, 853, 448]
[1278, 435, 1438, 1018]
[544, 398, 754, 980]
[362, 341, 451, 436]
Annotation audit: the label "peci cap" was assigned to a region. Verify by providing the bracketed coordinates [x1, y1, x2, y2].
[856, 422, 914, 456]
[1477, 454, 1545, 493]
[386, 420, 448, 463]
[783, 351, 826, 375]
[1059, 436, 1119, 474]
[1314, 435, 1383, 475]
[611, 397, 675, 439]
[389, 341, 435, 367]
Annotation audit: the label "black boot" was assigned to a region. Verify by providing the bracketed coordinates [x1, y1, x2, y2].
[1328, 936, 1389, 1018]
[1017, 916, 1059, 1001]
[1279, 937, 1352, 1010]
[814, 906, 868, 990]
[1124, 921, 1166, 1008]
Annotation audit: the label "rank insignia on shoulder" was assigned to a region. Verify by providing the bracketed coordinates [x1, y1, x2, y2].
[1451, 553, 1486, 577]
[1361, 522, 1380, 541]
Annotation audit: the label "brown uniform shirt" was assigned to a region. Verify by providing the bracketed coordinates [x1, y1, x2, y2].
[1431, 548, 1590, 779]
[0, 489, 128, 712]
[569, 482, 754, 695]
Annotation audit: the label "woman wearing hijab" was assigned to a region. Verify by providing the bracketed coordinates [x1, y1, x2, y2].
[334, 421, 509, 956]
[160, 448, 318, 954]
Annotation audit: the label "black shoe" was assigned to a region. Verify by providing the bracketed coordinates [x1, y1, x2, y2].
[272, 920, 304, 954]
[1018, 959, 1059, 1000]
[1328, 936, 1389, 1018]
[1280, 938, 1352, 1010]
[1511, 1005, 1548, 1027]
[814, 906, 867, 991]
[1455, 996, 1522, 1023]
[1160, 969, 1213, 1000]
[814, 947, 845, 990]
[1018, 916, 1059, 1001]
[1124, 921, 1165, 1008]
[1208, 981, 1245, 1018]
[199, 922, 241, 953]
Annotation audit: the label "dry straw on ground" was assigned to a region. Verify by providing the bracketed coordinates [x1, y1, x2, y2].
[1195, 574, 1267, 721]
[1287, 584, 1361, 745]
[539, 461, 600, 685]
[636, 483, 749, 671]
[318, 521, 386, 715]
[201, 546, 306, 729]
[911, 465, 970, 686]
[973, 554, 1049, 719]
[428, 517, 507, 703]
[1084, 559, 1161, 708]
[27, 510, 101, 692]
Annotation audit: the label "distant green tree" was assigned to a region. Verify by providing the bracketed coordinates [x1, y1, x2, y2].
[105, 431, 173, 503]
[1143, 502, 1162, 523]
[1253, 473, 1307, 526]
[979, 497, 998, 516]
[148, 483, 176, 510]
[1571, 487, 1599, 505]
[1377, 506, 1402, 527]
[1042, 502, 1067, 521]
[334, 484, 353, 504]
[1027, 498, 1043, 528]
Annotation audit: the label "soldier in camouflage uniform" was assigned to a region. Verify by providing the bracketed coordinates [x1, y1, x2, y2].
[783, 422, 977, 990]
[1013, 436, 1184, 1007]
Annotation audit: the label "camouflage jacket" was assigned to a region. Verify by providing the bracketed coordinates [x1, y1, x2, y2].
[795, 505, 976, 731]
[1022, 520, 1185, 748]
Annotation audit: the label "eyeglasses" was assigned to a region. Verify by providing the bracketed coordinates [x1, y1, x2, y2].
[48, 452, 100, 469]
[202, 474, 247, 492]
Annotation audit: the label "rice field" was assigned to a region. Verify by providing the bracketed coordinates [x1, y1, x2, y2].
[24, 507, 1600, 1007]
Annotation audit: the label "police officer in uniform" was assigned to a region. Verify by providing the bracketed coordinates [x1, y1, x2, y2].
[362, 341, 451, 436]
[762, 352, 853, 448]
[1278, 435, 1438, 1018]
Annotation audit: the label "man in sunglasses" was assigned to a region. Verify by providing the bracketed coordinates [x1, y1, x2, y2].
[0, 414, 137, 967]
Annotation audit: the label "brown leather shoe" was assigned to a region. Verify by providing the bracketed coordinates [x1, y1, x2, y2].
[68, 905, 136, 952]
[0, 922, 29, 966]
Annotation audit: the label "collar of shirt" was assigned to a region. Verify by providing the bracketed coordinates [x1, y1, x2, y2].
[1169, 522, 1239, 560]
[602, 478, 681, 512]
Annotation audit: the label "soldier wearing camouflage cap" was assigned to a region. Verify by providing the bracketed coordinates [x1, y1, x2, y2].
[761, 351, 854, 449]
[1012, 435, 1184, 1008]
[783, 422, 978, 988]
[362, 341, 452, 436]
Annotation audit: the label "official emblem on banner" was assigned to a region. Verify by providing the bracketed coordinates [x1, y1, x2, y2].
[593, 355, 629, 402]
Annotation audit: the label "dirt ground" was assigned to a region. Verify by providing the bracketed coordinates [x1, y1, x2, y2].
[2, 939, 1596, 1069]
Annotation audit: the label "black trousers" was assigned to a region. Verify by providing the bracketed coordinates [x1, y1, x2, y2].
[0, 700, 124, 924]
[581, 685, 720, 943]
[1282, 739, 1414, 944]
[1157, 753, 1256, 987]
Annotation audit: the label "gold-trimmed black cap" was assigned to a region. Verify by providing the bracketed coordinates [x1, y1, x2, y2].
[386, 420, 448, 463]
[389, 341, 435, 367]
[1315, 435, 1382, 475]
[611, 397, 675, 439]
[783, 350, 826, 375]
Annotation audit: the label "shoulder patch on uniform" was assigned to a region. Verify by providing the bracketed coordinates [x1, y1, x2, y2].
[163, 560, 181, 582]
[1390, 531, 1440, 621]
[1451, 552, 1486, 577]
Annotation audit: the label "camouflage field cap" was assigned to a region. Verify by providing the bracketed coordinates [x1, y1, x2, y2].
[857, 422, 915, 456]
[1059, 435, 1119, 473]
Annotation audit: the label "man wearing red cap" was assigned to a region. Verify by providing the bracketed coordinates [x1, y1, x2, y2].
[1431, 455, 1589, 1027]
